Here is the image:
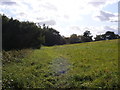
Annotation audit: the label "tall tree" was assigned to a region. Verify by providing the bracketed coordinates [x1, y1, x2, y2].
[69, 34, 80, 44]
[43, 25, 65, 46]
[82, 30, 93, 42]
[94, 31, 119, 41]
[2, 14, 44, 50]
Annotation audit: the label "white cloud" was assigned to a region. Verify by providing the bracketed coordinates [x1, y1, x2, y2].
[0, 0, 118, 36]
[38, 20, 56, 26]
[94, 11, 118, 22]
[88, 2, 105, 7]
[104, 26, 118, 34]
[59, 25, 118, 37]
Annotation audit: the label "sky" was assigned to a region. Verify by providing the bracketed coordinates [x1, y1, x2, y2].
[0, 0, 119, 37]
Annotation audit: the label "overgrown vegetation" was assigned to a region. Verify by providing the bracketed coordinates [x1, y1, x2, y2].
[2, 15, 44, 50]
[2, 39, 119, 89]
[2, 14, 66, 50]
[2, 49, 33, 64]
[2, 14, 120, 51]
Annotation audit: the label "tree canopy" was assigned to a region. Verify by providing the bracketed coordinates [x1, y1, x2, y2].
[2, 14, 44, 50]
[2, 14, 65, 50]
[2, 14, 120, 50]
[94, 31, 119, 41]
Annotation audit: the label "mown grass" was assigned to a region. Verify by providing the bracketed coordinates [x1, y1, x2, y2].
[2, 39, 119, 89]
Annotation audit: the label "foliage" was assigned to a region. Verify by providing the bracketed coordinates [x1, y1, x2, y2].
[94, 31, 119, 41]
[2, 49, 33, 64]
[82, 30, 93, 42]
[66, 31, 93, 44]
[69, 34, 81, 44]
[2, 39, 119, 88]
[2, 14, 44, 50]
[2, 14, 120, 49]
[42, 24, 65, 46]
[2, 15, 66, 50]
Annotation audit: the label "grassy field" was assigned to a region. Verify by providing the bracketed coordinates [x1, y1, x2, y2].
[2, 39, 119, 89]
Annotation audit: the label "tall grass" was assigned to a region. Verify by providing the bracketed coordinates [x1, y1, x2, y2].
[2, 39, 119, 89]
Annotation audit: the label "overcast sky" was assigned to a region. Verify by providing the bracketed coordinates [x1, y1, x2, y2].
[0, 0, 119, 37]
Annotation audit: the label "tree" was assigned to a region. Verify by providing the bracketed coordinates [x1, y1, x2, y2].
[82, 30, 93, 42]
[43, 25, 65, 46]
[2, 14, 44, 50]
[64, 37, 70, 44]
[94, 34, 106, 41]
[69, 34, 80, 44]
[104, 31, 118, 40]
[83, 30, 91, 37]
[94, 31, 119, 41]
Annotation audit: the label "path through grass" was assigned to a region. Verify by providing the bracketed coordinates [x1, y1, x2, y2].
[50, 56, 71, 88]
[2, 39, 119, 88]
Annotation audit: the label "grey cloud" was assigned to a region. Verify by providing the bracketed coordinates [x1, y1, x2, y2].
[1, 0, 17, 6]
[40, 3, 57, 11]
[22, 2, 33, 10]
[88, 2, 105, 7]
[38, 20, 56, 26]
[64, 15, 69, 19]
[0, 0, 11, 2]
[70, 26, 81, 31]
[36, 17, 47, 20]
[18, 12, 26, 16]
[96, 11, 116, 21]
[104, 26, 116, 31]
[110, 20, 119, 22]
[104, 26, 118, 34]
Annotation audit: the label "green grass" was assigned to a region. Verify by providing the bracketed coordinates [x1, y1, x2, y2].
[2, 39, 119, 89]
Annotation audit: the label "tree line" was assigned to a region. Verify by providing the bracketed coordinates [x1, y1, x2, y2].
[67, 30, 120, 44]
[2, 14, 120, 50]
[2, 14, 65, 50]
